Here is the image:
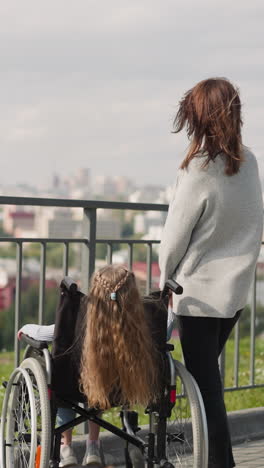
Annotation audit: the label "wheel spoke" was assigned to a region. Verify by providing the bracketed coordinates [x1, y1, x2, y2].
[0, 365, 42, 468]
[161, 359, 208, 468]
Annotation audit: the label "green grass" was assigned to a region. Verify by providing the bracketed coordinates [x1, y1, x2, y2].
[1, 337, 264, 427]
[170, 335, 264, 412]
[0, 351, 14, 412]
[224, 336, 264, 411]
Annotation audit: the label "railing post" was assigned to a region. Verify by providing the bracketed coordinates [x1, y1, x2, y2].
[80, 208, 96, 435]
[128, 243, 133, 270]
[146, 243, 152, 294]
[250, 270, 257, 385]
[219, 346, 226, 391]
[63, 242, 69, 276]
[107, 243, 113, 265]
[14, 242, 23, 367]
[81, 208, 97, 293]
[38, 242, 46, 325]
[234, 320, 240, 388]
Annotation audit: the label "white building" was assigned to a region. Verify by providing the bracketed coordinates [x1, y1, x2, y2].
[35, 207, 121, 240]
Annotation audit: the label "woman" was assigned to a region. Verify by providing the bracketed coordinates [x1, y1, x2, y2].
[159, 77, 263, 468]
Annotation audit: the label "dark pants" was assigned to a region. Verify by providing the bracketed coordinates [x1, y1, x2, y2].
[177, 310, 242, 468]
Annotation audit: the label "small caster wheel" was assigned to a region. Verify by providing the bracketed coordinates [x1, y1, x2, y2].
[160, 462, 174, 468]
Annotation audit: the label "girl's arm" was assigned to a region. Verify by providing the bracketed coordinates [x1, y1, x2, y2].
[18, 324, 55, 342]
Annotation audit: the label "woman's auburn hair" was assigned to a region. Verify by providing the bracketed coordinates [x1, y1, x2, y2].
[174, 77, 243, 175]
[80, 265, 158, 410]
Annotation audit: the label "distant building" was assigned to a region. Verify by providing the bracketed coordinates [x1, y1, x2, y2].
[3, 206, 35, 236]
[0, 277, 15, 310]
[94, 176, 117, 196]
[134, 212, 166, 236]
[96, 218, 121, 239]
[113, 176, 135, 195]
[35, 207, 121, 239]
[75, 168, 90, 189]
[129, 185, 165, 204]
[132, 261, 160, 290]
[0, 258, 58, 311]
[36, 208, 79, 238]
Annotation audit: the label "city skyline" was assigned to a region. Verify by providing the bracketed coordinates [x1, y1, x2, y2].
[0, 1, 263, 188]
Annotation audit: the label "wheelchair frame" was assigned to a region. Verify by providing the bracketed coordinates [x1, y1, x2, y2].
[0, 279, 208, 468]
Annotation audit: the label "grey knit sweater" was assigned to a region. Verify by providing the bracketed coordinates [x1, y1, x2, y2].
[159, 147, 263, 318]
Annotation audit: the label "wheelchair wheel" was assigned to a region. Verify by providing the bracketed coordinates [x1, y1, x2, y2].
[163, 359, 208, 468]
[0, 367, 37, 468]
[19, 358, 51, 468]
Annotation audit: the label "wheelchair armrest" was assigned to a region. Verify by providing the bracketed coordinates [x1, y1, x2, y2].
[20, 333, 49, 350]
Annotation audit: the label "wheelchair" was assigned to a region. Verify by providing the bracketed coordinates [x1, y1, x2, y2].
[0, 278, 208, 468]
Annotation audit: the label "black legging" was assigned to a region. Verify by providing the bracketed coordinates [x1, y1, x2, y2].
[177, 310, 242, 468]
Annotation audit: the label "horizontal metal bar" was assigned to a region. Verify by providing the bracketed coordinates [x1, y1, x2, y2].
[0, 237, 160, 245]
[0, 195, 168, 212]
[224, 384, 264, 392]
[95, 239, 160, 244]
[0, 237, 89, 244]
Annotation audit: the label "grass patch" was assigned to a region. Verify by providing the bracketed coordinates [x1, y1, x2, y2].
[1, 337, 264, 426]
[224, 336, 264, 411]
[0, 351, 14, 412]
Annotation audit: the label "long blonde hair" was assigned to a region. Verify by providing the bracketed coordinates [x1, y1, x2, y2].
[80, 265, 158, 409]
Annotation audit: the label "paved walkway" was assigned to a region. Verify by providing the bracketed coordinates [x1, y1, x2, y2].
[233, 439, 264, 467]
[74, 438, 264, 467]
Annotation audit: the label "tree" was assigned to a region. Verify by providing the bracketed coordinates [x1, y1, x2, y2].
[1, 284, 59, 350]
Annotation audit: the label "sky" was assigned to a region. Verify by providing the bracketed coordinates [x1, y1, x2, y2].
[0, 0, 263, 190]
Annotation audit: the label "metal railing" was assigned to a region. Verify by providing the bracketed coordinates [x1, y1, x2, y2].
[0, 195, 263, 396]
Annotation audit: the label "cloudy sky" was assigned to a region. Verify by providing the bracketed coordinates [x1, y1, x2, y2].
[0, 0, 263, 190]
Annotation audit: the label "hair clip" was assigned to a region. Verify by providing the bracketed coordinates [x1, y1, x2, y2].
[110, 292, 117, 301]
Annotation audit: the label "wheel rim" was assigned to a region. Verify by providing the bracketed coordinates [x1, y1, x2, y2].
[19, 358, 52, 468]
[4, 368, 37, 468]
[166, 378, 195, 467]
[26, 369, 45, 461]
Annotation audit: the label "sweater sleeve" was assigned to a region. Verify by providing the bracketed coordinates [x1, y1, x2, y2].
[159, 168, 206, 290]
[19, 324, 55, 342]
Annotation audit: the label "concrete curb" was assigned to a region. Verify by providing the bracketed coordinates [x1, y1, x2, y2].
[72, 408, 264, 465]
[228, 407, 264, 445]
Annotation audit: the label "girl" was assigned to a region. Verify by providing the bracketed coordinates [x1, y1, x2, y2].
[19, 265, 158, 466]
[159, 77, 263, 468]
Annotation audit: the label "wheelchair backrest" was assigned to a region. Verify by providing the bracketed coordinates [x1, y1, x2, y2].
[51, 280, 168, 402]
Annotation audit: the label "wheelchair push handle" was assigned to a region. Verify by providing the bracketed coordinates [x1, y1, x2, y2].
[162, 278, 183, 297]
[60, 276, 78, 293]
